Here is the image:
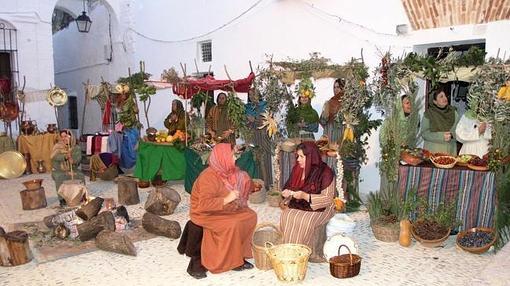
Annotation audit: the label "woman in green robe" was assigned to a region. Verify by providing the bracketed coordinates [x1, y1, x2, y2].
[421, 88, 459, 155]
[288, 95, 319, 139]
[164, 99, 187, 135]
[51, 129, 84, 206]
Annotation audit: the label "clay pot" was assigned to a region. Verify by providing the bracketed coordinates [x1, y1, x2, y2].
[21, 120, 36, 135]
[36, 160, 46, 173]
[46, 124, 57, 134]
[22, 179, 43, 190]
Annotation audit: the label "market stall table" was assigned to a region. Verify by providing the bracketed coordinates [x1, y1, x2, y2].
[184, 147, 259, 193]
[134, 141, 186, 182]
[17, 133, 59, 173]
[398, 162, 496, 231]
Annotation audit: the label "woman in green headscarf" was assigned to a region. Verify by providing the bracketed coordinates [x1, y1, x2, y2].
[421, 87, 460, 155]
[288, 95, 319, 139]
[164, 99, 187, 135]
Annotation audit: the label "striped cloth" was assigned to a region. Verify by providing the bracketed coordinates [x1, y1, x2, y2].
[280, 181, 336, 248]
[398, 164, 496, 231]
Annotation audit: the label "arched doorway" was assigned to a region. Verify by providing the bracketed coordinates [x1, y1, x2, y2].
[51, 0, 129, 135]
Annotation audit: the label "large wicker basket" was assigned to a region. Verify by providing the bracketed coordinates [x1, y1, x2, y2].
[265, 242, 311, 282]
[370, 222, 399, 242]
[252, 223, 282, 270]
[329, 244, 361, 279]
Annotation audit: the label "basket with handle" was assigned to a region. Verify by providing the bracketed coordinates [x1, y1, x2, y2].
[329, 244, 362, 278]
[265, 242, 311, 282]
[251, 223, 282, 270]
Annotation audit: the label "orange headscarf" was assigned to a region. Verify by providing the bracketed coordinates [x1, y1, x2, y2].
[208, 143, 251, 207]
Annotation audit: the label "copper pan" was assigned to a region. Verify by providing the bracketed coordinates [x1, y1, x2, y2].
[0, 102, 19, 122]
[0, 151, 26, 179]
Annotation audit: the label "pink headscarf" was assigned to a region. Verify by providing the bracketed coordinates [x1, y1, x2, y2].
[208, 143, 251, 207]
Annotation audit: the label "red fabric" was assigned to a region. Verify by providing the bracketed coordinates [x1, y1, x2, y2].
[93, 135, 102, 155]
[284, 142, 334, 211]
[102, 99, 112, 125]
[208, 143, 251, 207]
[172, 72, 255, 99]
[0, 78, 11, 95]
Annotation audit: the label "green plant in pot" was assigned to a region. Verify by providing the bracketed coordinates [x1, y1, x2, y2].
[411, 197, 459, 247]
[367, 191, 401, 242]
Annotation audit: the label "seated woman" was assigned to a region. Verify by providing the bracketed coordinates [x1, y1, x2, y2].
[51, 129, 85, 206]
[190, 143, 257, 275]
[89, 152, 119, 181]
[164, 99, 187, 135]
[280, 142, 335, 259]
[421, 88, 459, 155]
[455, 109, 491, 158]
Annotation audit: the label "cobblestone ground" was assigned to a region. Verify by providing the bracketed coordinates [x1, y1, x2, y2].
[0, 174, 507, 286]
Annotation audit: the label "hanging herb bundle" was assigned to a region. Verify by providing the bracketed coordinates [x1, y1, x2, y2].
[117, 68, 156, 129]
[117, 94, 141, 129]
[226, 92, 251, 141]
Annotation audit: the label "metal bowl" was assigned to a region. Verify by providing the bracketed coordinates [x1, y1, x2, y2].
[0, 151, 26, 179]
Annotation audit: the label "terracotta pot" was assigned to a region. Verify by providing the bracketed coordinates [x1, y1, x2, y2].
[0, 102, 19, 122]
[21, 120, 36, 135]
[46, 123, 57, 133]
[22, 179, 43, 190]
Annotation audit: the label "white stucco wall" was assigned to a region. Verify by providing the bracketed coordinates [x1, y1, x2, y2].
[3, 0, 510, 195]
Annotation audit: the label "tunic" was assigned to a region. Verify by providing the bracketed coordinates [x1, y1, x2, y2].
[421, 111, 459, 155]
[190, 168, 257, 273]
[455, 114, 491, 158]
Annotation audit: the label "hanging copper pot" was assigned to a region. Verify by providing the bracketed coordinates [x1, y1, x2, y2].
[0, 102, 19, 122]
[46, 123, 57, 133]
[21, 120, 36, 135]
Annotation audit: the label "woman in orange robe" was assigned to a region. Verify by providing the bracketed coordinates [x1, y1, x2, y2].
[190, 143, 257, 273]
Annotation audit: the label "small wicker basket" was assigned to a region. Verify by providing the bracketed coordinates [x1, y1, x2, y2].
[370, 222, 399, 242]
[329, 244, 362, 279]
[251, 223, 282, 270]
[265, 242, 311, 282]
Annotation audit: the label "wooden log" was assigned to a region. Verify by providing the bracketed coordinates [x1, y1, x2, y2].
[117, 177, 140, 205]
[95, 230, 137, 256]
[43, 210, 78, 228]
[145, 187, 181, 216]
[0, 227, 11, 266]
[76, 197, 104, 221]
[77, 211, 115, 241]
[142, 212, 181, 239]
[5, 231, 32, 266]
[309, 224, 327, 263]
[20, 187, 47, 210]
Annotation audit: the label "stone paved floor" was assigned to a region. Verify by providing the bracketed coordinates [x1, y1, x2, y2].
[0, 174, 507, 286]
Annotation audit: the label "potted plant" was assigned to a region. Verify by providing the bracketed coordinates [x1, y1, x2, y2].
[411, 198, 458, 248]
[366, 191, 400, 242]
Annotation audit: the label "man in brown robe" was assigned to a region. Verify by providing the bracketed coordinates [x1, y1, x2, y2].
[206, 92, 235, 144]
[190, 143, 257, 274]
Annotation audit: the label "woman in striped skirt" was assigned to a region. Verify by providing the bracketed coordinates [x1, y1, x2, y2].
[280, 142, 335, 256]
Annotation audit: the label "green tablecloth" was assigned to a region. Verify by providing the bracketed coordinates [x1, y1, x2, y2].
[134, 141, 186, 181]
[184, 148, 259, 193]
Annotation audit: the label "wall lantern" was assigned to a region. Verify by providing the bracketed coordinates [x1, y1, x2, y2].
[75, 0, 92, 33]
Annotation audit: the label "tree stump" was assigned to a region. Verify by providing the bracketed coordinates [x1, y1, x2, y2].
[145, 187, 181, 216]
[5, 231, 32, 266]
[142, 212, 181, 239]
[20, 187, 47, 210]
[0, 227, 11, 266]
[76, 197, 104, 221]
[309, 223, 327, 263]
[77, 211, 115, 241]
[118, 177, 140, 205]
[96, 230, 137, 256]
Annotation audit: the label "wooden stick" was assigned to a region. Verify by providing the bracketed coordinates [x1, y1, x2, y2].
[81, 80, 90, 136]
[179, 63, 189, 146]
[249, 60, 253, 73]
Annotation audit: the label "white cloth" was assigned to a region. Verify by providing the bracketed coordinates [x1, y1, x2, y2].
[101, 136, 109, 153]
[86, 136, 93, 155]
[455, 114, 491, 158]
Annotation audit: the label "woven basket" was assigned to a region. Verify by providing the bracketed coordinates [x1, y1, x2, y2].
[249, 179, 266, 204]
[430, 156, 457, 169]
[370, 222, 399, 242]
[265, 242, 311, 282]
[267, 193, 282, 207]
[252, 223, 282, 270]
[329, 244, 361, 279]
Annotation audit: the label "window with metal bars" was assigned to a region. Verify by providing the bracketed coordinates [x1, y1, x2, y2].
[199, 41, 212, 62]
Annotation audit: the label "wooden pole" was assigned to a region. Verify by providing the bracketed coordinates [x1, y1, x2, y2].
[81, 80, 90, 136]
[180, 63, 189, 146]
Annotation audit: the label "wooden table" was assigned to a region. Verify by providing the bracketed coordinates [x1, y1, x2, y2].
[398, 162, 496, 231]
[17, 133, 59, 172]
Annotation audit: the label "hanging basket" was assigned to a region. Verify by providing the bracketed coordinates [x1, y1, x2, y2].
[329, 244, 362, 279]
[251, 223, 282, 270]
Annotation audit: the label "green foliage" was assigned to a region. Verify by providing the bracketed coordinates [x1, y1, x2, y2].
[339, 111, 382, 164]
[118, 95, 141, 129]
[414, 197, 459, 229]
[495, 169, 510, 251]
[366, 189, 416, 224]
[226, 92, 252, 141]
